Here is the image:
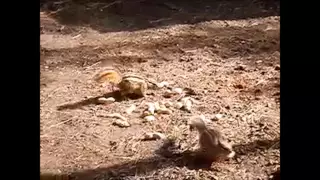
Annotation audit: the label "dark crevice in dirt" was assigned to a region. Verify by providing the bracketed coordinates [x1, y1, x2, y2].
[40, 0, 279, 33]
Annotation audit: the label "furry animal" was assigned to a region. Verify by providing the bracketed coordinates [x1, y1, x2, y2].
[94, 67, 157, 98]
[93, 67, 122, 91]
[189, 116, 235, 161]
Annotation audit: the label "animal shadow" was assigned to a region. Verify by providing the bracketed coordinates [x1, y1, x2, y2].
[56, 91, 123, 111]
[155, 139, 215, 170]
[56, 90, 146, 111]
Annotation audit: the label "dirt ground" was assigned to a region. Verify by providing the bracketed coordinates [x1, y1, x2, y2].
[40, 0, 280, 180]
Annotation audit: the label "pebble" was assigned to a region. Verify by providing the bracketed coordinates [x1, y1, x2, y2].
[212, 114, 223, 121]
[174, 102, 184, 109]
[157, 81, 170, 88]
[172, 88, 183, 94]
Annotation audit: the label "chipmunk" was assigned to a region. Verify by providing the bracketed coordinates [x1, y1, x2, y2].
[189, 116, 235, 161]
[93, 66, 158, 98]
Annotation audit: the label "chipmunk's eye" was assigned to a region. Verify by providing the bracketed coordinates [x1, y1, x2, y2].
[189, 125, 195, 131]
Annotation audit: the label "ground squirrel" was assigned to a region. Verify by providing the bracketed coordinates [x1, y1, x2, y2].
[189, 116, 235, 161]
[94, 66, 157, 98]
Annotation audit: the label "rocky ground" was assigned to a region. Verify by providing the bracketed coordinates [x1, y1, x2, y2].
[40, 0, 280, 179]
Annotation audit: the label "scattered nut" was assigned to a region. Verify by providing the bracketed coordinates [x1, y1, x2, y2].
[142, 132, 166, 141]
[144, 115, 156, 122]
[113, 119, 130, 128]
[147, 103, 156, 114]
[97, 97, 115, 104]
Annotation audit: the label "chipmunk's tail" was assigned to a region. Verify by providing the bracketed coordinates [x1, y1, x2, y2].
[189, 115, 207, 131]
[93, 68, 122, 84]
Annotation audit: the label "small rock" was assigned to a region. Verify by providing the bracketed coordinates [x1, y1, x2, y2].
[174, 102, 184, 109]
[212, 114, 223, 121]
[172, 88, 183, 94]
[113, 119, 130, 128]
[125, 104, 136, 115]
[274, 65, 280, 71]
[144, 115, 156, 122]
[157, 81, 170, 88]
[142, 132, 166, 141]
[97, 97, 115, 104]
[256, 60, 262, 64]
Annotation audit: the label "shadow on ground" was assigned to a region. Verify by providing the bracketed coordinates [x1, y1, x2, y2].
[40, 137, 280, 180]
[40, 0, 280, 33]
[57, 90, 146, 110]
[57, 91, 123, 110]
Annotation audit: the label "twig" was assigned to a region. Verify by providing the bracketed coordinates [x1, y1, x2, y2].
[269, 141, 280, 150]
[100, 0, 122, 10]
[84, 61, 102, 70]
[46, 118, 73, 129]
